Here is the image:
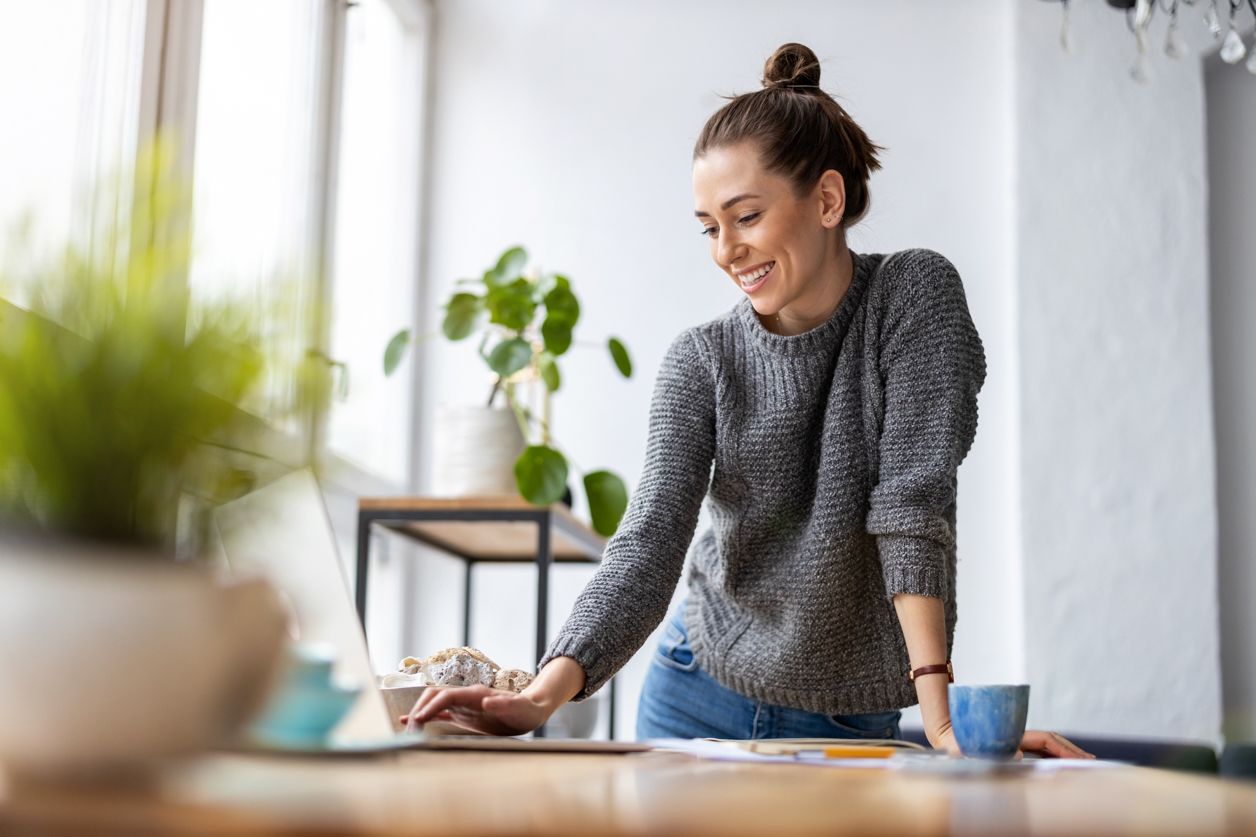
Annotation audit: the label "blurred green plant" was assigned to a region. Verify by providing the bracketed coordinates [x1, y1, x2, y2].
[384, 246, 632, 537]
[0, 138, 326, 552]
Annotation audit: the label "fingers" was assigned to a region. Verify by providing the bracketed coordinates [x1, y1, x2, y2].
[400, 685, 544, 737]
[1021, 730, 1096, 759]
[1049, 732, 1095, 759]
[401, 688, 442, 730]
[409, 685, 454, 716]
[399, 696, 507, 727]
[930, 728, 963, 756]
[410, 685, 495, 724]
[429, 685, 491, 712]
[410, 687, 437, 710]
[399, 708, 454, 728]
[399, 710, 454, 727]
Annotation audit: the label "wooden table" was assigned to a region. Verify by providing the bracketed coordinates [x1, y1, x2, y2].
[4, 750, 1256, 835]
[355, 496, 612, 737]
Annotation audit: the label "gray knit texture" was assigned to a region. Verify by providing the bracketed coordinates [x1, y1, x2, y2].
[539, 248, 986, 715]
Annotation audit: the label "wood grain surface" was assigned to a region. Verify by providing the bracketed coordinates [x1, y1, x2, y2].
[3, 750, 1256, 836]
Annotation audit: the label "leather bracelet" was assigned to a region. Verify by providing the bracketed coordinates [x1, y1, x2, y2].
[908, 661, 954, 684]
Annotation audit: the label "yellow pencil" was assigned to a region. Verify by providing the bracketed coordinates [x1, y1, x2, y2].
[798, 745, 900, 760]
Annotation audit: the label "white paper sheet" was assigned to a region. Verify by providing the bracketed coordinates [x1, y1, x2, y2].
[647, 738, 902, 769]
[648, 739, 1130, 773]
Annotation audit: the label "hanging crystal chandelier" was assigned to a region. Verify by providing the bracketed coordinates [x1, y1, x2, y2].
[1041, 0, 1256, 82]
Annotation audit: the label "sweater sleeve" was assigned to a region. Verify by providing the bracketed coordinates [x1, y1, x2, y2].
[538, 329, 717, 699]
[866, 249, 986, 600]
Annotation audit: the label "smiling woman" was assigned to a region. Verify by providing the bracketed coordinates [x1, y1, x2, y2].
[404, 42, 1089, 760]
[690, 44, 881, 338]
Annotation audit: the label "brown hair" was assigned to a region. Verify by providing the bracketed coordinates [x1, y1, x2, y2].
[694, 43, 884, 227]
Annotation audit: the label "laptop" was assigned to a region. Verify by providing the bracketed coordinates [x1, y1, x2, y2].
[212, 469, 649, 754]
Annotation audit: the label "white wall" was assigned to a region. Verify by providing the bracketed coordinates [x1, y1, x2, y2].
[1205, 51, 1256, 743]
[394, 0, 1248, 744]
[412, 0, 1020, 738]
[1014, 2, 1222, 740]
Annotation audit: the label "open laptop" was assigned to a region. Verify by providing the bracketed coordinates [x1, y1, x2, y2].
[212, 469, 648, 754]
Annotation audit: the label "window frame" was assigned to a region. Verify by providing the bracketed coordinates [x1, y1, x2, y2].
[130, 0, 432, 495]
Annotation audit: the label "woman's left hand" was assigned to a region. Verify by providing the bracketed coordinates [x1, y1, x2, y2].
[931, 724, 1095, 759]
[1017, 730, 1094, 759]
[928, 721, 963, 755]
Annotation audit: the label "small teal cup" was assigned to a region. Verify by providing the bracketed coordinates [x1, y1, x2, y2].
[249, 643, 359, 748]
[948, 684, 1030, 759]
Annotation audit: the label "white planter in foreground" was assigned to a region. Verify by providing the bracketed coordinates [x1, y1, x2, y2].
[0, 540, 288, 782]
[432, 404, 526, 497]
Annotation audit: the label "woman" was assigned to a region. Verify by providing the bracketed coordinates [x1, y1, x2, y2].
[408, 43, 1089, 758]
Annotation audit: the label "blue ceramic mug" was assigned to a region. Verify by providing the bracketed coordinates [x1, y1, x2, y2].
[947, 684, 1030, 759]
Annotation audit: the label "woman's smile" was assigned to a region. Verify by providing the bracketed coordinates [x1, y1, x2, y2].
[735, 260, 775, 293]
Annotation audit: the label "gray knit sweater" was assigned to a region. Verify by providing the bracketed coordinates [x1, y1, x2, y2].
[539, 248, 986, 715]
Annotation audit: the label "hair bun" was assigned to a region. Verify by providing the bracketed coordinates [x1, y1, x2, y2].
[762, 42, 822, 90]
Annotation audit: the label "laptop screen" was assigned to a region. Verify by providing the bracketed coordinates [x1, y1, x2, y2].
[213, 469, 394, 741]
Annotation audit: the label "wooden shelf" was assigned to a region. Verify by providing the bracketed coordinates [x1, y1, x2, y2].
[378, 519, 600, 562]
[358, 495, 606, 562]
[353, 494, 617, 737]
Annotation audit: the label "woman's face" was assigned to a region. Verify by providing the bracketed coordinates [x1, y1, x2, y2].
[692, 141, 842, 321]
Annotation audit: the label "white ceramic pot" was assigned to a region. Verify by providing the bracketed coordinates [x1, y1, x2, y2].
[432, 405, 526, 497]
[0, 539, 288, 782]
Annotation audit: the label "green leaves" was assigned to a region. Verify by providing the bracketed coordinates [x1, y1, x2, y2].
[607, 337, 632, 378]
[0, 139, 277, 547]
[541, 276, 580, 357]
[583, 470, 628, 537]
[543, 275, 580, 321]
[536, 351, 561, 392]
[513, 448, 626, 535]
[399, 245, 640, 536]
[383, 329, 411, 376]
[513, 449, 629, 537]
[443, 293, 483, 340]
[488, 246, 528, 286]
[487, 338, 532, 377]
[486, 278, 536, 331]
[540, 320, 571, 357]
[514, 445, 568, 505]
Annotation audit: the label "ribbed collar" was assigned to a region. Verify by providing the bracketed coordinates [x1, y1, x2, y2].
[735, 250, 877, 357]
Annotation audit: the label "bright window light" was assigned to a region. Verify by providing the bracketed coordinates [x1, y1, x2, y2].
[0, 1, 145, 285]
[325, 0, 425, 484]
[189, 0, 325, 424]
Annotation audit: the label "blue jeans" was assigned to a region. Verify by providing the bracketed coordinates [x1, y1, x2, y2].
[636, 607, 903, 740]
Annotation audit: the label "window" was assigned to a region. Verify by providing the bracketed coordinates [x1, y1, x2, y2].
[189, 0, 330, 425]
[0, 1, 146, 282]
[0, 0, 425, 487]
[325, 0, 427, 484]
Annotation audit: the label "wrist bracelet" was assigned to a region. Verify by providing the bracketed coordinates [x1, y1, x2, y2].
[908, 661, 954, 684]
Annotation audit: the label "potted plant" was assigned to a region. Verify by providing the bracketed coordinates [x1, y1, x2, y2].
[0, 142, 294, 783]
[384, 246, 633, 537]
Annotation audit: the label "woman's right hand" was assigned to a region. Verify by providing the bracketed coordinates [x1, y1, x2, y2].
[402, 656, 588, 736]
[403, 684, 555, 736]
